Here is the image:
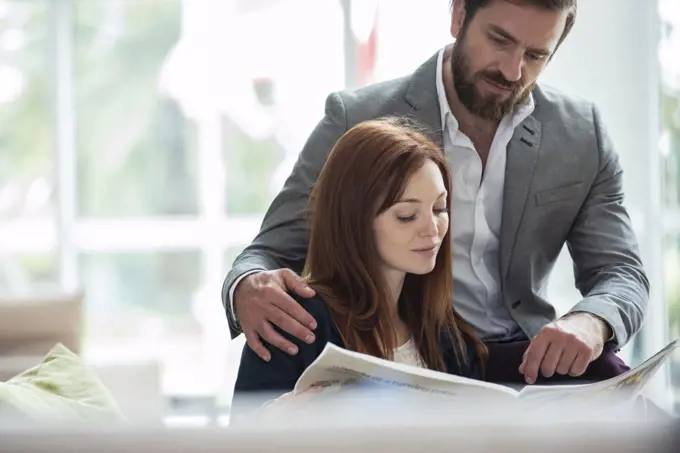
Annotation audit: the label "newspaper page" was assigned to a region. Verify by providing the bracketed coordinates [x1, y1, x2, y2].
[294, 339, 679, 411]
[516, 339, 680, 408]
[293, 343, 518, 402]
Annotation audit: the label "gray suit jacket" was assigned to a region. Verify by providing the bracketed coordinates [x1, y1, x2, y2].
[222, 51, 649, 349]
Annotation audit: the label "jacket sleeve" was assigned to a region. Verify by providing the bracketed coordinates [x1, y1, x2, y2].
[565, 105, 650, 349]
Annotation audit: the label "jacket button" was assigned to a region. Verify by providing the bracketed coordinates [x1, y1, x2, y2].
[511, 300, 522, 309]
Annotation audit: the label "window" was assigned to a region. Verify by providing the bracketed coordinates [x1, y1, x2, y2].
[70, 0, 348, 396]
[74, 0, 199, 217]
[0, 0, 55, 294]
[0, 0, 348, 404]
[660, 0, 680, 411]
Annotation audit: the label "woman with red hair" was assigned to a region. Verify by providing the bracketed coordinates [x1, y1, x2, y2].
[232, 117, 486, 414]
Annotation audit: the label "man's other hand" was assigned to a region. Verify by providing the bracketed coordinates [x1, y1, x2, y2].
[234, 269, 317, 362]
[519, 312, 611, 384]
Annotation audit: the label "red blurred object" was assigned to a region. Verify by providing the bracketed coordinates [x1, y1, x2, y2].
[355, 12, 378, 86]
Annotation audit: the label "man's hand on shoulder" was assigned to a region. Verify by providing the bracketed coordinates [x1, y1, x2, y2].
[519, 312, 612, 384]
[234, 269, 318, 362]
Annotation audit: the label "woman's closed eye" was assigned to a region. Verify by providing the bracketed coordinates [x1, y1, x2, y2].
[397, 214, 416, 223]
[397, 208, 447, 223]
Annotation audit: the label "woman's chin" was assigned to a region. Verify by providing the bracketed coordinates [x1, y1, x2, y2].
[405, 263, 437, 275]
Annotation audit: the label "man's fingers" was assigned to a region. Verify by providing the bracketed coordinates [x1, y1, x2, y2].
[569, 351, 591, 377]
[539, 342, 563, 378]
[521, 336, 551, 384]
[271, 288, 318, 331]
[269, 305, 316, 344]
[518, 346, 529, 374]
[280, 269, 316, 299]
[244, 329, 271, 362]
[259, 321, 299, 356]
[555, 345, 579, 375]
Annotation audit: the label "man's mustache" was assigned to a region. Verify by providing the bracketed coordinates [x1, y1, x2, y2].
[478, 71, 521, 92]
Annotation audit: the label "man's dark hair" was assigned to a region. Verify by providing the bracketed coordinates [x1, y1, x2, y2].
[450, 0, 577, 52]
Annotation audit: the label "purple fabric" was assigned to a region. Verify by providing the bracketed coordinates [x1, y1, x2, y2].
[484, 341, 630, 384]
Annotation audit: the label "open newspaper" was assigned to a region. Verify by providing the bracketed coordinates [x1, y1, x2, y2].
[293, 339, 680, 408]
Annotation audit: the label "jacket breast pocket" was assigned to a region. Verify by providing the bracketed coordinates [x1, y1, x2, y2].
[534, 182, 584, 206]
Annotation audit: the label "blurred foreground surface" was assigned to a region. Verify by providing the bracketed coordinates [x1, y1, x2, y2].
[1, 390, 678, 453]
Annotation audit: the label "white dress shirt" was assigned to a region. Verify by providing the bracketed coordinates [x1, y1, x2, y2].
[436, 48, 535, 341]
[229, 48, 535, 341]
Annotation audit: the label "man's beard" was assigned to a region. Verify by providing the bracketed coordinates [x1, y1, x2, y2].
[450, 39, 535, 122]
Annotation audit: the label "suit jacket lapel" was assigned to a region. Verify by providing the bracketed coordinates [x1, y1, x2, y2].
[403, 51, 445, 149]
[404, 51, 543, 282]
[500, 115, 543, 280]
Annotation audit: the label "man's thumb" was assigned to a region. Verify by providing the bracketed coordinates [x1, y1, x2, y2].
[281, 269, 315, 296]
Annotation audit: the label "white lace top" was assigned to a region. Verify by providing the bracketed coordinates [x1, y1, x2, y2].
[393, 338, 425, 368]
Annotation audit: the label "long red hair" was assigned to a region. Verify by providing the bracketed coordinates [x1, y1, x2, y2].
[303, 117, 486, 372]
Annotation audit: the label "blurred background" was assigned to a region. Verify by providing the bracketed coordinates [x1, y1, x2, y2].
[0, 0, 678, 424]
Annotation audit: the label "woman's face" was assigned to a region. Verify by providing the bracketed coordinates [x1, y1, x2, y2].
[373, 159, 449, 277]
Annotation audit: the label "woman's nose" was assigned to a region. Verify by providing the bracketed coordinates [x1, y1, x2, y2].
[420, 215, 438, 237]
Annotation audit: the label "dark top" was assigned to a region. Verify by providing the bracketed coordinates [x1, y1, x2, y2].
[232, 293, 482, 416]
